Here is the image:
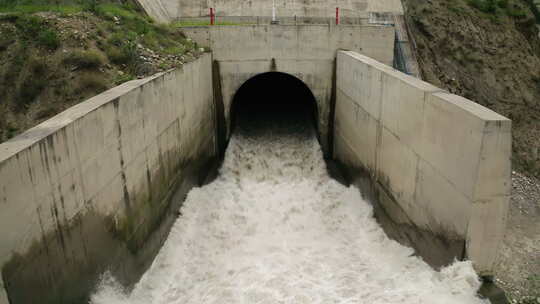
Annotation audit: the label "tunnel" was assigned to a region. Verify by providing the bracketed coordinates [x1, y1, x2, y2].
[230, 72, 319, 136]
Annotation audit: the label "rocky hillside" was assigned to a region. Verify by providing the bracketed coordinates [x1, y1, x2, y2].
[0, 1, 202, 142]
[402, 1, 540, 303]
[402, 0, 540, 180]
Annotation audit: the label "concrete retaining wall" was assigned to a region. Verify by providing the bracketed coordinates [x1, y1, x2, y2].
[135, 0, 172, 22]
[184, 24, 395, 154]
[0, 286, 5, 304]
[334, 51, 511, 276]
[135, 0, 403, 22]
[0, 54, 216, 304]
[174, 0, 403, 19]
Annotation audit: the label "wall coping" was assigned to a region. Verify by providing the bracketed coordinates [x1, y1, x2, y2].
[0, 53, 213, 164]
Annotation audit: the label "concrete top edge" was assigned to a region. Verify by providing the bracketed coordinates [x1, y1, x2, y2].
[180, 24, 393, 29]
[432, 92, 511, 122]
[338, 50, 395, 71]
[0, 69, 172, 164]
[338, 50, 511, 122]
[338, 50, 438, 91]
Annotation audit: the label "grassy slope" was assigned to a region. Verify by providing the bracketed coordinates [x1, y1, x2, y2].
[0, 1, 201, 142]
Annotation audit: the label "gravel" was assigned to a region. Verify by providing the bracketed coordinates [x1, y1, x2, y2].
[495, 171, 540, 303]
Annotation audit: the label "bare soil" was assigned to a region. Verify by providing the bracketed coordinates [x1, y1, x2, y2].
[402, 0, 540, 179]
[401, 0, 540, 302]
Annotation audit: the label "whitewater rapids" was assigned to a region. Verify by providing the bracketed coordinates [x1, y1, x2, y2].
[91, 116, 488, 304]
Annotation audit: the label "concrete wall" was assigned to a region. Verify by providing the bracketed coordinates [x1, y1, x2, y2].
[183, 24, 395, 154]
[135, 0, 172, 22]
[0, 285, 6, 304]
[334, 51, 511, 276]
[0, 54, 217, 304]
[174, 0, 403, 19]
[135, 0, 403, 22]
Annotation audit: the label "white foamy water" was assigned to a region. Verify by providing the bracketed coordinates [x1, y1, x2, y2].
[91, 118, 488, 304]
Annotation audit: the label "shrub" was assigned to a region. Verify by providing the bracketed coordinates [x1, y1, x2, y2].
[120, 39, 138, 64]
[497, 0, 509, 9]
[105, 45, 129, 64]
[113, 72, 134, 85]
[524, 0, 540, 23]
[107, 33, 123, 46]
[77, 73, 108, 93]
[97, 3, 139, 19]
[37, 28, 59, 49]
[141, 33, 158, 49]
[105, 33, 139, 68]
[507, 7, 527, 18]
[63, 50, 105, 69]
[468, 0, 498, 13]
[17, 76, 46, 107]
[468, 0, 530, 19]
[4, 43, 27, 81]
[14, 54, 50, 107]
[28, 57, 48, 75]
[83, 0, 100, 13]
[131, 17, 150, 35]
[0, 33, 14, 51]
[6, 125, 18, 140]
[14, 15, 59, 49]
[15, 15, 44, 37]
[163, 45, 185, 55]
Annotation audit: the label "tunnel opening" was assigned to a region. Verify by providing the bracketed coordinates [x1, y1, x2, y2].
[230, 72, 319, 138]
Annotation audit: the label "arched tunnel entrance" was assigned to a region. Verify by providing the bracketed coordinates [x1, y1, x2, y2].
[230, 72, 319, 137]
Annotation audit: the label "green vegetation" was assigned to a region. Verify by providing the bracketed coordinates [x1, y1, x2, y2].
[0, 4, 81, 13]
[526, 273, 540, 293]
[113, 72, 135, 85]
[172, 20, 252, 27]
[63, 50, 105, 69]
[105, 32, 139, 66]
[0, 0, 199, 141]
[76, 72, 108, 93]
[0, 1, 196, 73]
[467, 0, 503, 13]
[13, 15, 59, 49]
[0, 1, 142, 17]
[524, 0, 540, 23]
[17, 57, 48, 107]
[466, 0, 528, 19]
[0, 0, 109, 14]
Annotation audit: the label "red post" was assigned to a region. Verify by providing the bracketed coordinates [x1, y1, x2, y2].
[336, 7, 339, 25]
[210, 8, 215, 25]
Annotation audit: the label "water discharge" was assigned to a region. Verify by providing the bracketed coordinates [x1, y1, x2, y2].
[91, 107, 488, 304]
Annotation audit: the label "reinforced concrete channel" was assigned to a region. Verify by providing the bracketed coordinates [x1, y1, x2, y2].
[0, 26, 510, 304]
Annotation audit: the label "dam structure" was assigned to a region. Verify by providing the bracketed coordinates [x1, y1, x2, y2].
[0, 1, 511, 303]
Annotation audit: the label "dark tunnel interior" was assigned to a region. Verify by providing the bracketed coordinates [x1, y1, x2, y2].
[230, 72, 319, 135]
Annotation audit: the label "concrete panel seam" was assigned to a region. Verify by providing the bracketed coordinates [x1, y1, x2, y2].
[0, 280, 7, 304]
[334, 130, 367, 171]
[335, 88, 366, 110]
[380, 123, 474, 202]
[470, 120, 487, 202]
[374, 71, 385, 182]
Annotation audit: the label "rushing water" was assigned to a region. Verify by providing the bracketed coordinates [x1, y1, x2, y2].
[91, 109, 488, 304]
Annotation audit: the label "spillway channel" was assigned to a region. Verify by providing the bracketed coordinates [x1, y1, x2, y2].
[90, 96, 487, 304]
